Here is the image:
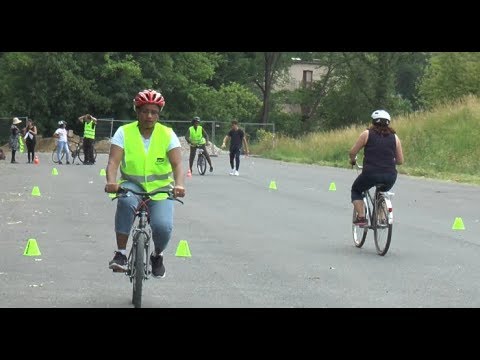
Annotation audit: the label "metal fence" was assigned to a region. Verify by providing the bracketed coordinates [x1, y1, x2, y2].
[97, 119, 275, 153]
[1, 117, 276, 152]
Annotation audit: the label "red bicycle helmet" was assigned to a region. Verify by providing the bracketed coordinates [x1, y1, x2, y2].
[133, 89, 165, 109]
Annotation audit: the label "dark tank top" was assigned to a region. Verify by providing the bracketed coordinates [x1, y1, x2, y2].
[363, 129, 396, 174]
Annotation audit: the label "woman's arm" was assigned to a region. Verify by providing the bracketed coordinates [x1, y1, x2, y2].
[349, 130, 369, 164]
[395, 135, 404, 165]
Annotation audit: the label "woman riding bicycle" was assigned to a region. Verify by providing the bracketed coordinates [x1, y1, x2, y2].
[104, 89, 185, 278]
[349, 109, 404, 227]
[185, 116, 213, 174]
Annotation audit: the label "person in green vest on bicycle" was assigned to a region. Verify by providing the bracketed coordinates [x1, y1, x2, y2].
[185, 116, 213, 174]
[104, 89, 186, 278]
[78, 113, 97, 165]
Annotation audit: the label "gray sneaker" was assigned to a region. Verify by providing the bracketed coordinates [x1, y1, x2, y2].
[109, 251, 128, 272]
[150, 252, 166, 278]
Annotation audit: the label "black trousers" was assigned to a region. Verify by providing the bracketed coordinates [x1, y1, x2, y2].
[26, 138, 36, 162]
[83, 138, 95, 164]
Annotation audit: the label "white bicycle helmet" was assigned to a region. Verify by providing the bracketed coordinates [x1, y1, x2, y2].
[58, 120, 65, 126]
[371, 110, 391, 125]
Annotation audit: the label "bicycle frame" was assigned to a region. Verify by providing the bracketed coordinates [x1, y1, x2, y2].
[363, 187, 394, 228]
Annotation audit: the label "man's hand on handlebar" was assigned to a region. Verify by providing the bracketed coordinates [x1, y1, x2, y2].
[105, 183, 120, 193]
[173, 185, 185, 198]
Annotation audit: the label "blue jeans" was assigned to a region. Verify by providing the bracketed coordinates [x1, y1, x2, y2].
[115, 182, 174, 253]
[57, 141, 70, 162]
[351, 172, 397, 202]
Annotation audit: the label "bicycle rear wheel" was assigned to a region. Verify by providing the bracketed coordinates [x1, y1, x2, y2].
[132, 232, 146, 308]
[197, 153, 207, 175]
[373, 195, 392, 256]
[51, 147, 65, 164]
[352, 209, 368, 248]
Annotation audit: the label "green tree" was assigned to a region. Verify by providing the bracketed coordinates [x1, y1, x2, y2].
[417, 52, 480, 108]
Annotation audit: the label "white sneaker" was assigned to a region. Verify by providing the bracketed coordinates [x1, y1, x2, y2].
[234, 170, 239, 176]
[229, 169, 235, 175]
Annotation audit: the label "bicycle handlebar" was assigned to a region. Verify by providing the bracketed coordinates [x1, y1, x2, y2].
[112, 186, 184, 204]
[351, 155, 363, 170]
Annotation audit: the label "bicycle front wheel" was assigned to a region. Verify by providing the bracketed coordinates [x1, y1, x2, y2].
[197, 153, 207, 175]
[352, 209, 368, 248]
[132, 232, 146, 308]
[77, 145, 85, 164]
[373, 196, 392, 256]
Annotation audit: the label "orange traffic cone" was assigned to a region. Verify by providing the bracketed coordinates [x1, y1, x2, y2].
[33, 155, 39, 165]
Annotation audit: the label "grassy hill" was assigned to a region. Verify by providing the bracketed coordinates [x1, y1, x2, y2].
[253, 95, 480, 185]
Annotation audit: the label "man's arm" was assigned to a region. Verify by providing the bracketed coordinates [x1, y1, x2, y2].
[185, 128, 191, 144]
[221, 135, 229, 148]
[104, 144, 124, 193]
[168, 147, 185, 198]
[202, 128, 210, 144]
[242, 134, 249, 155]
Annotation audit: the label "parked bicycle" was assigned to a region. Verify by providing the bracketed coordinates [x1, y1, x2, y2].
[352, 161, 394, 256]
[52, 137, 97, 164]
[112, 186, 184, 308]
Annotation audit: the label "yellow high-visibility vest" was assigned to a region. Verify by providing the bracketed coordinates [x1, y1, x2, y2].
[120, 121, 174, 201]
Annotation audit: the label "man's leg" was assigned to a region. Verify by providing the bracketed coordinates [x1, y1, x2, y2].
[229, 151, 235, 174]
[234, 149, 241, 171]
[148, 199, 174, 278]
[109, 182, 142, 272]
[83, 138, 92, 164]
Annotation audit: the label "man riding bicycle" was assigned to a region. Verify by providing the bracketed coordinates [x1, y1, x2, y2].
[185, 116, 213, 174]
[104, 89, 185, 278]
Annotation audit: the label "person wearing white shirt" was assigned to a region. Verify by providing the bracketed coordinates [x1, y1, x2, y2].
[53, 121, 71, 165]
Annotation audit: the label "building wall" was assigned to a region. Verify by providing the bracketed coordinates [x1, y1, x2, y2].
[276, 61, 326, 91]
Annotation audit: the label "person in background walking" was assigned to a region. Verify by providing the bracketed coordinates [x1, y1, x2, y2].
[221, 119, 249, 176]
[78, 114, 97, 165]
[23, 119, 38, 163]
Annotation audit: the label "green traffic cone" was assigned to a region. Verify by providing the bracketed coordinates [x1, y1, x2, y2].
[23, 238, 41, 256]
[175, 240, 191, 257]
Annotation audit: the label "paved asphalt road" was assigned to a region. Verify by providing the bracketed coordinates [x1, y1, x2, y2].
[1, 151, 479, 308]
